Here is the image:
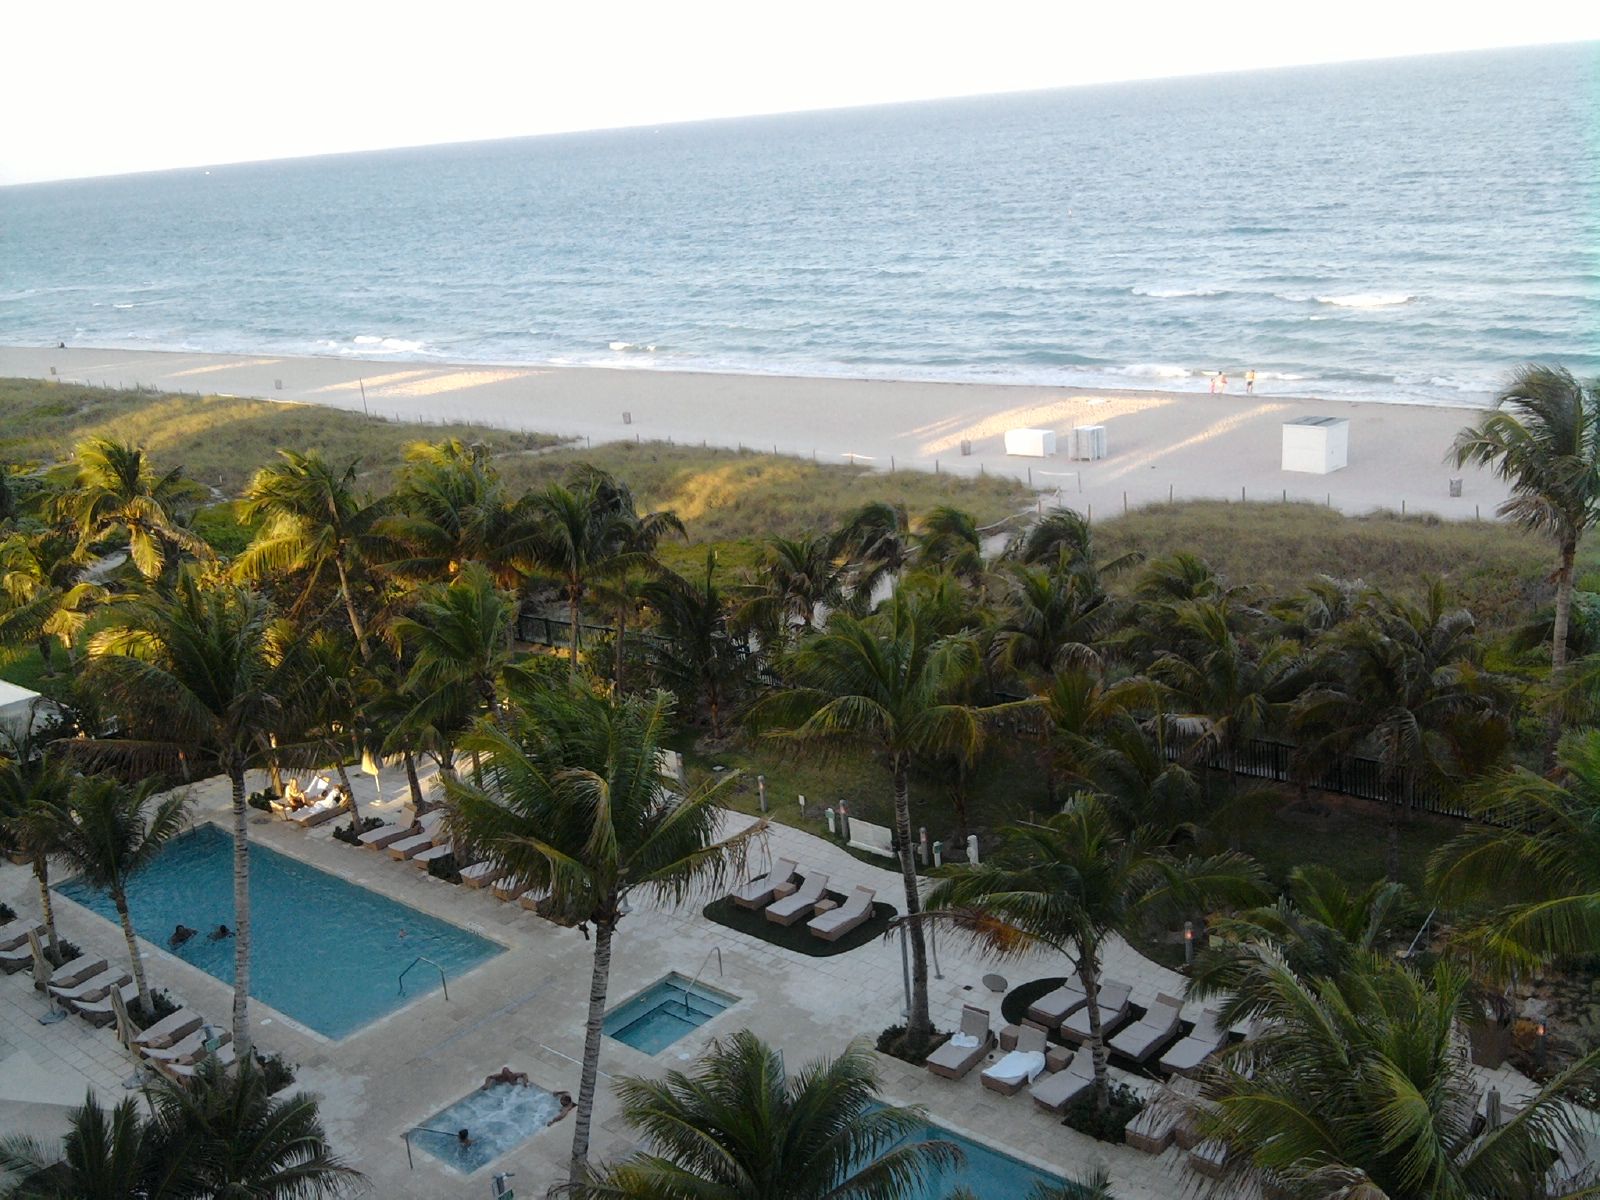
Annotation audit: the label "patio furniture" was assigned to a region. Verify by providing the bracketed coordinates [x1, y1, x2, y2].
[73, 979, 140, 1026]
[982, 1021, 1049, 1095]
[1188, 1139, 1229, 1179]
[1125, 1100, 1181, 1154]
[49, 965, 131, 1005]
[460, 859, 504, 889]
[0, 920, 44, 952]
[291, 792, 351, 828]
[925, 1005, 994, 1080]
[39, 953, 108, 994]
[1060, 980, 1133, 1042]
[493, 878, 531, 902]
[132, 1008, 204, 1050]
[413, 840, 457, 868]
[807, 886, 875, 941]
[388, 815, 448, 860]
[1160, 1006, 1230, 1076]
[1109, 992, 1183, 1063]
[765, 873, 829, 925]
[1026, 978, 1087, 1028]
[143, 1026, 231, 1065]
[157, 1041, 236, 1084]
[1030, 1045, 1097, 1114]
[357, 818, 419, 849]
[731, 858, 798, 909]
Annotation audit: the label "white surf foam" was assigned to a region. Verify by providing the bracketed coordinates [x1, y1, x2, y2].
[1130, 287, 1220, 298]
[1313, 292, 1416, 308]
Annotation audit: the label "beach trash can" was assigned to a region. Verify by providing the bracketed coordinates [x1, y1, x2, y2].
[1449, 478, 1463, 497]
[960, 439, 973, 456]
[1072, 425, 1107, 461]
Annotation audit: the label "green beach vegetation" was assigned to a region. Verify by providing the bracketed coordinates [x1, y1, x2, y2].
[2, 363, 1599, 1192]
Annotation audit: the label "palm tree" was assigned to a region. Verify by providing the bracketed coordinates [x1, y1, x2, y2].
[749, 595, 999, 1043]
[0, 730, 75, 956]
[1428, 728, 1600, 977]
[53, 437, 209, 579]
[640, 550, 747, 739]
[1451, 365, 1600, 672]
[85, 570, 292, 1055]
[561, 1031, 959, 1200]
[0, 1091, 154, 1200]
[146, 1056, 359, 1198]
[442, 681, 759, 1181]
[0, 529, 105, 669]
[913, 505, 984, 581]
[1006, 508, 1142, 586]
[834, 500, 911, 609]
[927, 795, 1265, 1111]
[47, 776, 189, 1011]
[235, 449, 387, 658]
[734, 534, 845, 645]
[991, 565, 1114, 681]
[1190, 946, 1600, 1198]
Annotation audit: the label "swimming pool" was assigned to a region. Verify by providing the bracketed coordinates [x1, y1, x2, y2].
[890, 1115, 1068, 1200]
[57, 823, 503, 1038]
[603, 973, 737, 1054]
[411, 1081, 562, 1173]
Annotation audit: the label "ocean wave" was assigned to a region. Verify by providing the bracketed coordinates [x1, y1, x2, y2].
[1313, 292, 1416, 309]
[1102, 363, 1195, 379]
[608, 341, 658, 352]
[347, 334, 429, 354]
[1130, 286, 1222, 298]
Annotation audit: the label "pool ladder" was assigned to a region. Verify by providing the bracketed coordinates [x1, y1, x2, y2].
[398, 955, 449, 1001]
[679, 945, 723, 1008]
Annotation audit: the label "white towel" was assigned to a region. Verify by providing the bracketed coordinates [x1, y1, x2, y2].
[984, 1049, 1046, 1085]
[950, 1032, 981, 1049]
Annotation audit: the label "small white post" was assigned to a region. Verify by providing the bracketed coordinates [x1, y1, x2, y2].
[966, 834, 979, 865]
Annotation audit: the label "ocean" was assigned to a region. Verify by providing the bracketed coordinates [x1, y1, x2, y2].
[2, 42, 1596, 408]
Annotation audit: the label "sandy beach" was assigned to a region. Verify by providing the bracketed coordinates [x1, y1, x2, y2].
[0, 346, 1509, 520]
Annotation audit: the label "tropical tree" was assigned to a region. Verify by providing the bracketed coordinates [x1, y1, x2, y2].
[750, 595, 1002, 1044]
[640, 551, 747, 739]
[1428, 727, 1600, 977]
[1452, 365, 1600, 672]
[47, 775, 189, 1012]
[834, 500, 911, 609]
[991, 565, 1114, 681]
[0, 731, 75, 956]
[561, 1031, 959, 1200]
[51, 437, 208, 579]
[235, 449, 387, 657]
[0, 529, 106, 668]
[1006, 507, 1141, 586]
[85, 570, 293, 1055]
[442, 681, 759, 1182]
[927, 796, 1265, 1111]
[734, 534, 845, 645]
[1190, 945, 1600, 1199]
[913, 505, 984, 582]
[0, 1092, 155, 1200]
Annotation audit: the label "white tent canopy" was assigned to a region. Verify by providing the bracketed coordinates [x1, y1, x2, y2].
[0, 680, 60, 738]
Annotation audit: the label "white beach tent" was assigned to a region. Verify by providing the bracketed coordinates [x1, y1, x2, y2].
[0, 680, 60, 739]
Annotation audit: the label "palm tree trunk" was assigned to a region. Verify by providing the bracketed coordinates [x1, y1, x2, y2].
[568, 580, 583, 675]
[1386, 804, 1401, 884]
[614, 606, 627, 692]
[33, 857, 59, 957]
[569, 915, 615, 1183]
[334, 556, 371, 662]
[228, 765, 253, 1057]
[892, 754, 932, 1041]
[1554, 536, 1577, 673]
[112, 888, 151, 1011]
[334, 758, 360, 825]
[403, 750, 426, 812]
[1077, 951, 1111, 1112]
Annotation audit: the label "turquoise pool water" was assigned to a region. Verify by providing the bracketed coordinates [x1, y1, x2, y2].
[888, 1115, 1067, 1200]
[412, 1081, 561, 1173]
[57, 823, 502, 1038]
[603, 973, 736, 1054]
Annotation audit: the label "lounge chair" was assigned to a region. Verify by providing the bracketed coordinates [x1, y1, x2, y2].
[1060, 980, 1133, 1042]
[143, 1026, 230, 1065]
[1545, 1129, 1600, 1195]
[493, 877, 530, 902]
[460, 859, 504, 889]
[731, 858, 798, 909]
[1188, 1139, 1229, 1179]
[291, 792, 350, 828]
[49, 965, 131, 1005]
[925, 1005, 994, 1080]
[1030, 1045, 1097, 1113]
[1160, 1006, 1230, 1076]
[981, 1021, 1050, 1095]
[1109, 992, 1183, 1063]
[764, 873, 829, 926]
[38, 954, 108, 993]
[518, 885, 554, 915]
[157, 1041, 236, 1084]
[1026, 978, 1087, 1028]
[388, 814, 448, 860]
[132, 1008, 204, 1050]
[73, 979, 140, 1026]
[807, 886, 875, 941]
[0, 920, 45, 952]
[357, 818, 420, 850]
[412, 840, 457, 868]
[1125, 1099, 1182, 1153]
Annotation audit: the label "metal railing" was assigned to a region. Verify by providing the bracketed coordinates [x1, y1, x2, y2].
[398, 956, 449, 1001]
[681, 945, 724, 1007]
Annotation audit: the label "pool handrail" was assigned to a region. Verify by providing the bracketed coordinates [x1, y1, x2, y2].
[398, 955, 448, 1001]
[680, 945, 723, 1009]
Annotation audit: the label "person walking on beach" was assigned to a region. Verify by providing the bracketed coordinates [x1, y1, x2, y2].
[1209, 372, 1220, 395]
[1217, 372, 1228, 394]
[1246, 369, 1256, 395]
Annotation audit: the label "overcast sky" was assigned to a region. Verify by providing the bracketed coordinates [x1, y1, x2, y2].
[3, 1, 1596, 186]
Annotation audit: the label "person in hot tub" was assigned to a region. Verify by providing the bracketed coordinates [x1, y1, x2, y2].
[482, 1065, 530, 1088]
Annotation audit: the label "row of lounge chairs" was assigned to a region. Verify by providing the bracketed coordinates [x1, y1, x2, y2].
[1026, 976, 1230, 1075]
[340, 807, 555, 910]
[729, 858, 877, 941]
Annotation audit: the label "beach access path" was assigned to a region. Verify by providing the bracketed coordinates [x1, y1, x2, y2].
[1, 346, 1510, 521]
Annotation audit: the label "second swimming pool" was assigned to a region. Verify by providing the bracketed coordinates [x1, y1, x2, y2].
[57, 823, 503, 1038]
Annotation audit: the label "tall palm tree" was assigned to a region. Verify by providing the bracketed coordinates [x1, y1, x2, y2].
[0, 529, 105, 669]
[1006, 507, 1142, 587]
[1428, 727, 1600, 978]
[749, 595, 999, 1043]
[1451, 364, 1600, 672]
[47, 776, 189, 1012]
[235, 449, 387, 658]
[1190, 946, 1600, 1199]
[561, 1031, 959, 1200]
[913, 505, 984, 582]
[85, 570, 292, 1055]
[0, 1091, 155, 1200]
[443, 681, 759, 1182]
[0, 731, 75, 957]
[991, 565, 1114, 681]
[834, 500, 911, 609]
[53, 437, 209, 579]
[930, 797, 1263, 1111]
[146, 1056, 359, 1198]
[640, 550, 747, 739]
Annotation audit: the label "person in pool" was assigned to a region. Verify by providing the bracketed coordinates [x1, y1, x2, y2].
[209, 924, 232, 941]
[457, 1128, 472, 1149]
[549, 1092, 576, 1124]
[170, 924, 197, 948]
[483, 1066, 530, 1088]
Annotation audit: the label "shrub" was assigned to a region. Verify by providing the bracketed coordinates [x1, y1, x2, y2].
[246, 790, 275, 812]
[254, 1049, 296, 1093]
[332, 816, 384, 846]
[0, 901, 14, 923]
[1060, 1080, 1144, 1142]
[427, 853, 462, 884]
[875, 1024, 947, 1067]
[44, 939, 81, 968]
[130, 989, 180, 1028]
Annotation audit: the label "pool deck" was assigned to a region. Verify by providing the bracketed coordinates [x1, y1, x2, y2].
[0, 767, 1546, 1199]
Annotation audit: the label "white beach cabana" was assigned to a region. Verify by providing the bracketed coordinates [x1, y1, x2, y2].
[0, 680, 59, 740]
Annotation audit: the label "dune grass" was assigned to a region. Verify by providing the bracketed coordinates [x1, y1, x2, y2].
[1094, 500, 1580, 633]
